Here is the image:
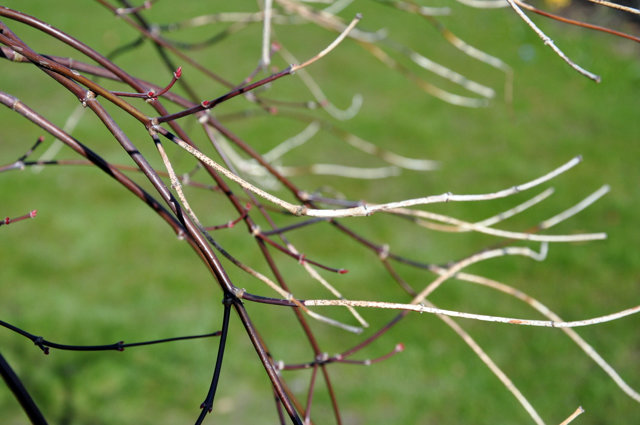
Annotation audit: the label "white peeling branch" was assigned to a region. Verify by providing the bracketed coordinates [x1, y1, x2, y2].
[507, 0, 601, 82]
[303, 299, 640, 328]
[172, 136, 584, 218]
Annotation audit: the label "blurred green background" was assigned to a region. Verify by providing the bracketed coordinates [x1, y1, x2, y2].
[1, 1, 639, 424]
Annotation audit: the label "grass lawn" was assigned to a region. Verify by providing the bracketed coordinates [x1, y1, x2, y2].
[1, 1, 639, 424]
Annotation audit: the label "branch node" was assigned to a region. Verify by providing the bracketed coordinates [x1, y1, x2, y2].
[33, 336, 49, 354]
[316, 352, 329, 364]
[232, 287, 246, 299]
[81, 91, 96, 108]
[378, 244, 390, 260]
[298, 191, 310, 201]
[222, 294, 235, 306]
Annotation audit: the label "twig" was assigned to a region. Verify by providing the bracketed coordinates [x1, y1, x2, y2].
[430, 302, 545, 425]
[559, 406, 584, 425]
[262, 0, 274, 67]
[163, 136, 583, 218]
[0, 319, 221, 354]
[393, 185, 609, 242]
[1, 210, 38, 227]
[515, 0, 640, 44]
[455, 272, 640, 403]
[277, 45, 363, 120]
[290, 13, 362, 72]
[505, 0, 601, 82]
[115, 0, 154, 16]
[0, 353, 48, 425]
[195, 297, 232, 424]
[586, 0, 640, 15]
[303, 299, 640, 328]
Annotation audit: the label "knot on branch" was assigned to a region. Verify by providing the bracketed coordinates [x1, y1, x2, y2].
[315, 352, 330, 365]
[378, 244, 390, 261]
[33, 336, 49, 355]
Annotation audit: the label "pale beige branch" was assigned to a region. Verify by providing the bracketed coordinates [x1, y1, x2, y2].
[153, 132, 361, 333]
[169, 135, 584, 218]
[432, 301, 545, 425]
[586, 0, 640, 15]
[290, 13, 362, 72]
[280, 163, 401, 179]
[559, 406, 585, 425]
[33, 104, 86, 173]
[261, 0, 274, 67]
[278, 45, 363, 120]
[303, 298, 640, 328]
[539, 185, 610, 229]
[457, 272, 640, 403]
[322, 0, 355, 15]
[507, 0, 601, 82]
[287, 243, 369, 328]
[392, 185, 609, 242]
[262, 121, 320, 163]
[455, 0, 509, 8]
[344, 134, 439, 171]
[477, 187, 554, 227]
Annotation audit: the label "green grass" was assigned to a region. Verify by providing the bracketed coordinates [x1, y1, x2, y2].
[1, 1, 639, 424]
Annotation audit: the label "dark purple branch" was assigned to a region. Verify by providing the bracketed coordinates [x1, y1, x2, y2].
[283, 343, 404, 370]
[98, 0, 233, 90]
[233, 302, 304, 425]
[0, 352, 48, 425]
[0, 91, 186, 240]
[254, 230, 348, 274]
[196, 297, 232, 424]
[0, 320, 220, 354]
[304, 364, 319, 423]
[155, 66, 292, 124]
[260, 218, 330, 236]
